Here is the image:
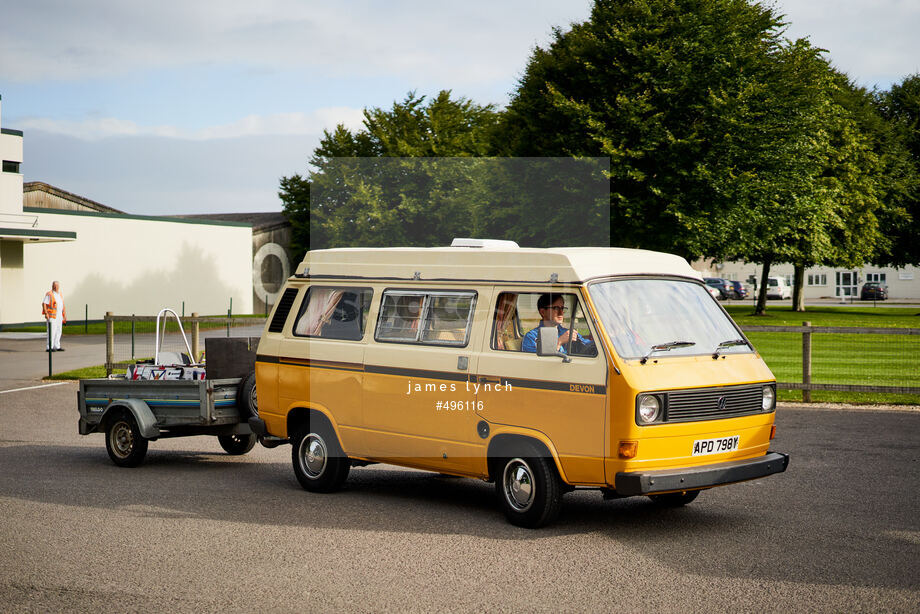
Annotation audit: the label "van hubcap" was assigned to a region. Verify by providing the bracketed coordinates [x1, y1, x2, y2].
[300, 434, 327, 478]
[503, 458, 534, 512]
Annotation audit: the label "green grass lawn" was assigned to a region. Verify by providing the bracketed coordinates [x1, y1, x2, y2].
[727, 306, 920, 405]
[5, 314, 266, 335]
[725, 305, 920, 328]
[45, 365, 123, 380]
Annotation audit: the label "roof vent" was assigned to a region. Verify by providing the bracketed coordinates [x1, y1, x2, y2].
[450, 238, 520, 249]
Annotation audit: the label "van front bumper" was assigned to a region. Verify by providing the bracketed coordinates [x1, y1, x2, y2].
[614, 451, 789, 496]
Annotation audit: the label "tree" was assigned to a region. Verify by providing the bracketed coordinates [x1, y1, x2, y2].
[280, 91, 501, 252]
[497, 0, 793, 261]
[278, 174, 311, 265]
[872, 74, 920, 268]
[498, 0, 888, 314]
[783, 72, 888, 312]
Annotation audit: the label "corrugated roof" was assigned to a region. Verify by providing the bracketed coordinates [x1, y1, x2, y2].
[23, 182, 125, 214]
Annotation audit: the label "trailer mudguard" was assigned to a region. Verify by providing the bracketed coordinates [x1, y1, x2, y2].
[101, 399, 161, 439]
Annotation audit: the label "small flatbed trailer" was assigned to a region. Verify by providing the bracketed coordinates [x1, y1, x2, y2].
[76, 309, 270, 467]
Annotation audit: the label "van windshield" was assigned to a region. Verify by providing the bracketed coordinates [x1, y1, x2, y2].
[588, 279, 751, 360]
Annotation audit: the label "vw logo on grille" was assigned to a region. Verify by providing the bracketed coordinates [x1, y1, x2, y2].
[717, 396, 727, 410]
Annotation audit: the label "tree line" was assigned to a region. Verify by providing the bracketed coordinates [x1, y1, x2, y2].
[280, 0, 920, 314]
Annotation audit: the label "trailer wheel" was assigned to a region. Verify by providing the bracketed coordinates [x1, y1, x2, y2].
[238, 372, 258, 419]
[218, 433, 257, 455]
[105, 412, 148, 467]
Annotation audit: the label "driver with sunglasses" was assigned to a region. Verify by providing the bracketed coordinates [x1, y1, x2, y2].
[521, 293, 595, 354]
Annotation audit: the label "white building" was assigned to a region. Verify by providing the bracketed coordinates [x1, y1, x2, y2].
[696, 259, 919, 300]
[0, 95, 253, 326]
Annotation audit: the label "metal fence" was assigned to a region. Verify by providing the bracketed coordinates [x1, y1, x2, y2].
[104, 313, 267, 375]
[741, 323, 920, 400]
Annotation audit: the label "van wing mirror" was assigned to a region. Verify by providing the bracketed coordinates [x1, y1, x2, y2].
[536, 326, 558, 356]
[536, 326, 570, 362]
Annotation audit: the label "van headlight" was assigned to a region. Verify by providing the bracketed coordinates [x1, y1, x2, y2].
[637, 395, 661, 424]
[762, 385, 776, 411]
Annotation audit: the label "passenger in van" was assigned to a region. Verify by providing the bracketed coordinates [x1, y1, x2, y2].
[494, 293, 522, 350]
[521, 293, 594, 355]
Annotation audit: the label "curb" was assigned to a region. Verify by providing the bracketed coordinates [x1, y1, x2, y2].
[778, 401, 920, 413]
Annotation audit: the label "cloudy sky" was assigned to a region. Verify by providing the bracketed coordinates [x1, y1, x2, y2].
[1, 0, 918, 216]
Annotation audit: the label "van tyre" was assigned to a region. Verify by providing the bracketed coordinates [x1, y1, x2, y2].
[291, 424, 350, 493]
[649, 490, 700, 507]
[218, 433, 257, 455]
[238, 372, 258, 419]
[105, 411, 148, 467]
[496, 447, 563, 529]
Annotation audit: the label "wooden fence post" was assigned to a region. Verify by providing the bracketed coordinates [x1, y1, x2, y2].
[802, 321, 812, 402]
[191, 313, 200, 363]
[105, 312, 114, 376]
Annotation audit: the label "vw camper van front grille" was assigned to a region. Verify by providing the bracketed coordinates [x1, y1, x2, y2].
[665, 384, 765, 422]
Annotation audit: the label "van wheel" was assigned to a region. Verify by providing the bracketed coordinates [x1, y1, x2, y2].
[218, 433, 257, 455]
[291, 425, 350, 492]
[649, 490, 700, 507]
[105, 412, 148, 467]
[495, 448, 563, 528]
[238, 372, 258, 419]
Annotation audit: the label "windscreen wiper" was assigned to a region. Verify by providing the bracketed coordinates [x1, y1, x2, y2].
[640, 341, 696, 364]
[712, 338, 749, 359]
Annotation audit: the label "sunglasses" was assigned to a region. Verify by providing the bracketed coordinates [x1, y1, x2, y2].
[548, 305, 567, 313]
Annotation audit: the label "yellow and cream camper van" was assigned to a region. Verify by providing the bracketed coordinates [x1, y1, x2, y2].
[250, 239, 788, 528]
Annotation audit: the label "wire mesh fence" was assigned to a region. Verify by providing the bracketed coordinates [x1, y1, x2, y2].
[104, 314, 266, 374]
[102, 315, 920, 403]
[743, 325, 920, 403]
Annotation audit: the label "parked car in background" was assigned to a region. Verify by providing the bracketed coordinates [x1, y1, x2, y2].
[704, 277, 732, 300]
[706, 285, 721, 300]
[766, 276, 792, 300]
[860, 282, 888, 300]
[730, 281, 748, 299]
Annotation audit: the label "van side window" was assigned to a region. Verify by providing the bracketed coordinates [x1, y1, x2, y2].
[492, 292, 597, 357]
[376, 291, 476, 346]
[293, 287, 373, 340]
[421, 294, 475, 344]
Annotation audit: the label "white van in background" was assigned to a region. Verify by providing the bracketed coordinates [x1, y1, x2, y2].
[766, 276, 792, 300]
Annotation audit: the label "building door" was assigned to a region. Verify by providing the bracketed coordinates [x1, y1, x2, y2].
[835, 270, 859, 297]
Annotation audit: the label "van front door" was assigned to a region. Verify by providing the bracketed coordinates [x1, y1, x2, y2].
[476, 290, 608, 485]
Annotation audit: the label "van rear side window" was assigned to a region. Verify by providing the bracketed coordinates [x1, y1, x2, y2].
[293, 287, 373, 340]
[375, 290, 476, 346]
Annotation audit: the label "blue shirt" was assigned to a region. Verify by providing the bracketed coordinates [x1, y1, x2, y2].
[522, 323, 594, 354]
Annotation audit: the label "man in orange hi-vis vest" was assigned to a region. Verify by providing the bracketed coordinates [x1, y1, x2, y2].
[42, 281, 67, 352]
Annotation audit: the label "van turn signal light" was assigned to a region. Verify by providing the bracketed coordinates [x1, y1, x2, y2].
[618, 440, 638, 459]
[770, 425, 776, 440]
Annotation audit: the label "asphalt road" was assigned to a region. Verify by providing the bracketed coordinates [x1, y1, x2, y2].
[0, 383, 917, 612]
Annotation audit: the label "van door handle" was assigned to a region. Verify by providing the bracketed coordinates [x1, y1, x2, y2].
[479, 376, 501, 384]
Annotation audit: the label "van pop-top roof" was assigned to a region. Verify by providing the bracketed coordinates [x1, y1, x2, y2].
[295, 241, 701, 284]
